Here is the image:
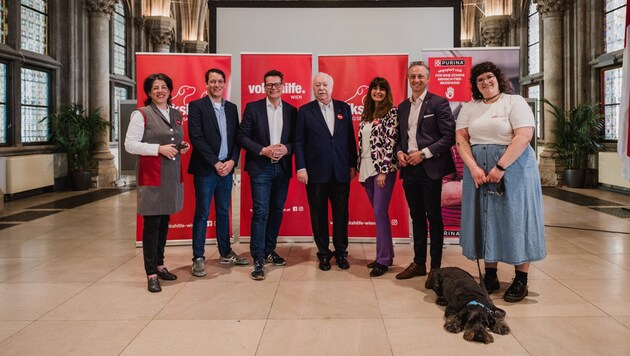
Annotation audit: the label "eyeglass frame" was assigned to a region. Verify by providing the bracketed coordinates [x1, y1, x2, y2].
[264, 82, 283, 89]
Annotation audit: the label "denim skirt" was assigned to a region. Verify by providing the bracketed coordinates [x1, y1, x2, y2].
[460, 144, 546, 265]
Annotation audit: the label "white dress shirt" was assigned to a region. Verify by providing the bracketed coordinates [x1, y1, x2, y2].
[124, 106, 171, 156]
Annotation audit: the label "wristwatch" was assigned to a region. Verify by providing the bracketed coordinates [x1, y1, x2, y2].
[420, 151, 427, 160]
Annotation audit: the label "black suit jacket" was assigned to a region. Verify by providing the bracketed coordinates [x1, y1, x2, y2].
[396, 92, 455, 180]
[295, 99, 357, 184]
[238, 98, 298, 178]
[187, 96, 240, 176]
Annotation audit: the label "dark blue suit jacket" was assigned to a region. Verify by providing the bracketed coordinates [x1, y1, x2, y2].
[238, 98, 298, 178]
[396, 92, 455, 180]
[295, 99, 357, 184]
[187, 96, 240, 176]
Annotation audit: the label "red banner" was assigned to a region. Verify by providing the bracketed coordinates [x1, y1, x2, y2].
[318, 54, 410, 238]
[239, 53, 313, 237]
[428, 57, 472, 102]
[135, 53, 232, 243]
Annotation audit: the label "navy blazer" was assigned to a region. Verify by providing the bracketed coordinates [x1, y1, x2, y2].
[187, 96, 240, 176]
[396, 92, 455, 180]
[238, 98, 298, 178]
[295, 99, 358, 184]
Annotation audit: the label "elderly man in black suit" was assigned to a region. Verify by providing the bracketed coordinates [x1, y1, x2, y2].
[295, 72, 358, 271]
[239, 69, 298, 280]
[395, 61, 456, 284]
[188, 68, 248, 278]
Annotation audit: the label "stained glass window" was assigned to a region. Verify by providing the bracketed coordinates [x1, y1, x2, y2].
[113, 2, 126, 75]
[0, 0, 7, 44]
[112, 86, 129, 141]
[21, 0, 48, 54]
[603, 67, 622, 140]
[527, 2, 540, 75]
[605, 0, 626, 53]
[527, 85, 541, 139]
[0, 63, 6, 144]
[20, 67, 49, 143]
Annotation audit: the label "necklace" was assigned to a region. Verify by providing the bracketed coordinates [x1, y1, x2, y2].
[482, 92, 501, 103]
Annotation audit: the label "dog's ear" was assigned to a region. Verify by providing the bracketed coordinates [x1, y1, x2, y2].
[492, 307, 506, 318]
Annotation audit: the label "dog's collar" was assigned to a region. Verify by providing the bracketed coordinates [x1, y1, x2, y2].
[467, 300, 493, 313]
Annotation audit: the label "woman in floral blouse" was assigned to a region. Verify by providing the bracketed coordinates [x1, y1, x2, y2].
[357, 77, 399, 277]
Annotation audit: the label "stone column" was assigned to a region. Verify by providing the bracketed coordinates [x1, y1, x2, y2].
[182, 40, 208, 53]
[480, 15, 510, 47]
[536, 0, 566, 186]
[86, 0, 117, 188]
[145, 16, 176, 53]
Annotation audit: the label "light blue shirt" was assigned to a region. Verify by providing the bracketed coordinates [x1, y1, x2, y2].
[212, 99, 228, 160]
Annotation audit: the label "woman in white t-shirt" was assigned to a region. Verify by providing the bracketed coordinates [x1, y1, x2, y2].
[455, 61, 546, 303]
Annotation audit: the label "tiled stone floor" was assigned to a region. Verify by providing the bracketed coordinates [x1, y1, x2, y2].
[0, 186, 629, 355]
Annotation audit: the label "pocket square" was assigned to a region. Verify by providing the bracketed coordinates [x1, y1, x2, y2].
[423, 114, 435, 118]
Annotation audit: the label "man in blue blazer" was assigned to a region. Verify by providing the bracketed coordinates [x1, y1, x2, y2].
[188, 68, 248, 278]
[295, 72, 358, 271]
[239, 69, 298, 280]
[395, 61, 455, 284]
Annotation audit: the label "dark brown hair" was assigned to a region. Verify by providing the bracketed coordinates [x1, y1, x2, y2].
[362, 77, 394, 122]
[469, 61, 513, 100]
[143, 73, 173, 106]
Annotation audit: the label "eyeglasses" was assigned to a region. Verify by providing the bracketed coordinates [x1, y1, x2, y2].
[476, 74, 496, 84]
[487, 180, 504, 197]
[208, 79, 225, 85]
[264, 83, 283, 89]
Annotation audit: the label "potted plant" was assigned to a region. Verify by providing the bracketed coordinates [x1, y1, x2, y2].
[44, 104, 112, 190]
[544, 99, 604, 188]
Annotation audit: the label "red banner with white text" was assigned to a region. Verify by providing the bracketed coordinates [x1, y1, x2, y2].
[239, 53, 313, 237]
[318, 54, 409, 239]
[428, 57, 472, 102]
[135, 53, 232, 243]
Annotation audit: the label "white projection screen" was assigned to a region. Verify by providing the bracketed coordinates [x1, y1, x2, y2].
[210, 1, 461, 108]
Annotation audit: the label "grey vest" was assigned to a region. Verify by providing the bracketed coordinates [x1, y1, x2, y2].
[136, 104, 184, 216]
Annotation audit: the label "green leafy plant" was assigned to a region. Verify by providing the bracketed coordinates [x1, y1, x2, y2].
[44, 104, 112, 172]
[545, 99, 604, 170]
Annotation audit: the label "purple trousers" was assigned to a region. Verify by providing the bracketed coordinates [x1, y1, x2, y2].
[363, 172, 396, 265]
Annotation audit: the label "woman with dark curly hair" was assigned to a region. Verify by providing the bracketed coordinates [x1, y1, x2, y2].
[357, 77, 399, 277]
[455, 61, 545, 303]
[125, 73, 190, 293]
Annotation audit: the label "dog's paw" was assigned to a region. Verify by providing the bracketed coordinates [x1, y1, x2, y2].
[436, 297, 447, 306]
[444, 316, 463, 333]
[491, 320, 511, 335]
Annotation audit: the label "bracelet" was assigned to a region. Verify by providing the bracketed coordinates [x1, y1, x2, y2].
[496, 164, 506, 171]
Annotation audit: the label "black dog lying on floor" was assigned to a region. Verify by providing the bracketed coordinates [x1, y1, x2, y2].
[426, 267, 510, 344]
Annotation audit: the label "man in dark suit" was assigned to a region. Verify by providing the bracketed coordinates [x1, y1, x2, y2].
[188, 68, 248, 278]
[295, 72, 358, 271]
[239, 69, 298, 280]
[395, 61, 455, 284]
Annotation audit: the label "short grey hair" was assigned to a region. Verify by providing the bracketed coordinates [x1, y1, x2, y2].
[408, 61, 430, 76]
[314, 72, 334, 87]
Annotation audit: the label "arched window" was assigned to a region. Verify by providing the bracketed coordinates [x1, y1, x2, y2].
[602, 0, 626, 141]
[113, 1, 126, 76]
[110, 1, 132, 142]
[527, 2, 540, 75]
[20, 0, 51, 144]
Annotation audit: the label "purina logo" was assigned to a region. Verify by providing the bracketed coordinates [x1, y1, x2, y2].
[344, 85, 369, 121]
[435, 59, 466, 67]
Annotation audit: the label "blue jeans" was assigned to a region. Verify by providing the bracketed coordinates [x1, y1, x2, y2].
[249, 164, 290, 262]
[192, 172, 233, 259]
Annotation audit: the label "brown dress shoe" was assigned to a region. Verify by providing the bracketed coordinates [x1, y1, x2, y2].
[396, 262, 427, 280]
